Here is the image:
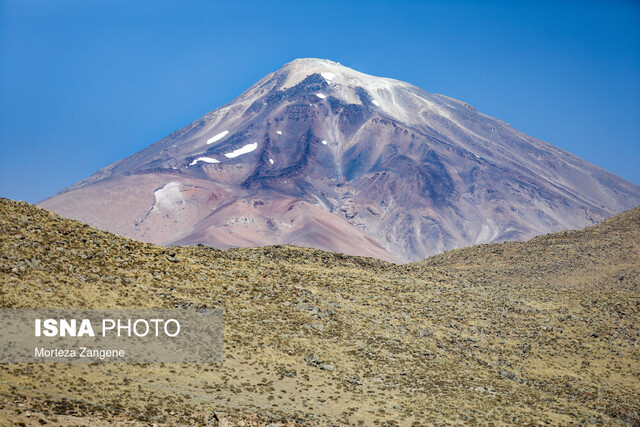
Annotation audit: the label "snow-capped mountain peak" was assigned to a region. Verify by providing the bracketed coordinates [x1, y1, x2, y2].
[40, 59, 640, 262]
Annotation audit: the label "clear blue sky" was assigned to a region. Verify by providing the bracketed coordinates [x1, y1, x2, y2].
[1, 0, 639, 203]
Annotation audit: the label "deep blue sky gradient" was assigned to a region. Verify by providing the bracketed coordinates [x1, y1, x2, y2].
[1, 0, 639, 203]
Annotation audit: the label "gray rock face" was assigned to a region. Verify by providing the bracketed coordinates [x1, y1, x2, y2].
[39, 58, 640, 262]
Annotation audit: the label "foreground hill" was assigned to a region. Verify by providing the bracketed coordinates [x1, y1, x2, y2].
[39, 58, 640, 262]
[1, 198, 639, 425]
[421, 205, 640, 291]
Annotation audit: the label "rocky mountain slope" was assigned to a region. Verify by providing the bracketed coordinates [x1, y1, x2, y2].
[39, 58, 640, 262]
[1, 198, 639, 425]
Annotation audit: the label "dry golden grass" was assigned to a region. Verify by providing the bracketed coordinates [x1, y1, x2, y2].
[1, 198, 638, 425]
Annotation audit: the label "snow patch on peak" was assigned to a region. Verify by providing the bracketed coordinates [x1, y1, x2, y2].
[277, 131, 282, 135]
[316, 93, 326, 99]
[190, 157, 220, 166]
[224, 142, 258, 158]
[280, 58, 402, 91]
[207, 130, 229, 144]
[269, 158, 274, 164]
[154, 182, 184, 208]
[372, 100, 381, 107]
[321, 140, 328, 145]
[321, 72, 335, 81]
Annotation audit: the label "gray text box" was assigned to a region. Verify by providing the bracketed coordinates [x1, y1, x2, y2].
[0, 309, 223, 363]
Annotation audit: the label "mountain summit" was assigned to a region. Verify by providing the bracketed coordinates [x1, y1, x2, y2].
[40, 58, 640, 262]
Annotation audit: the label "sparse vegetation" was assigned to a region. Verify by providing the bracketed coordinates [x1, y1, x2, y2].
[1, 198, 638, 425]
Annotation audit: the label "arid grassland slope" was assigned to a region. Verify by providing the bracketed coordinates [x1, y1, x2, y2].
[0, 197, 639, 426]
